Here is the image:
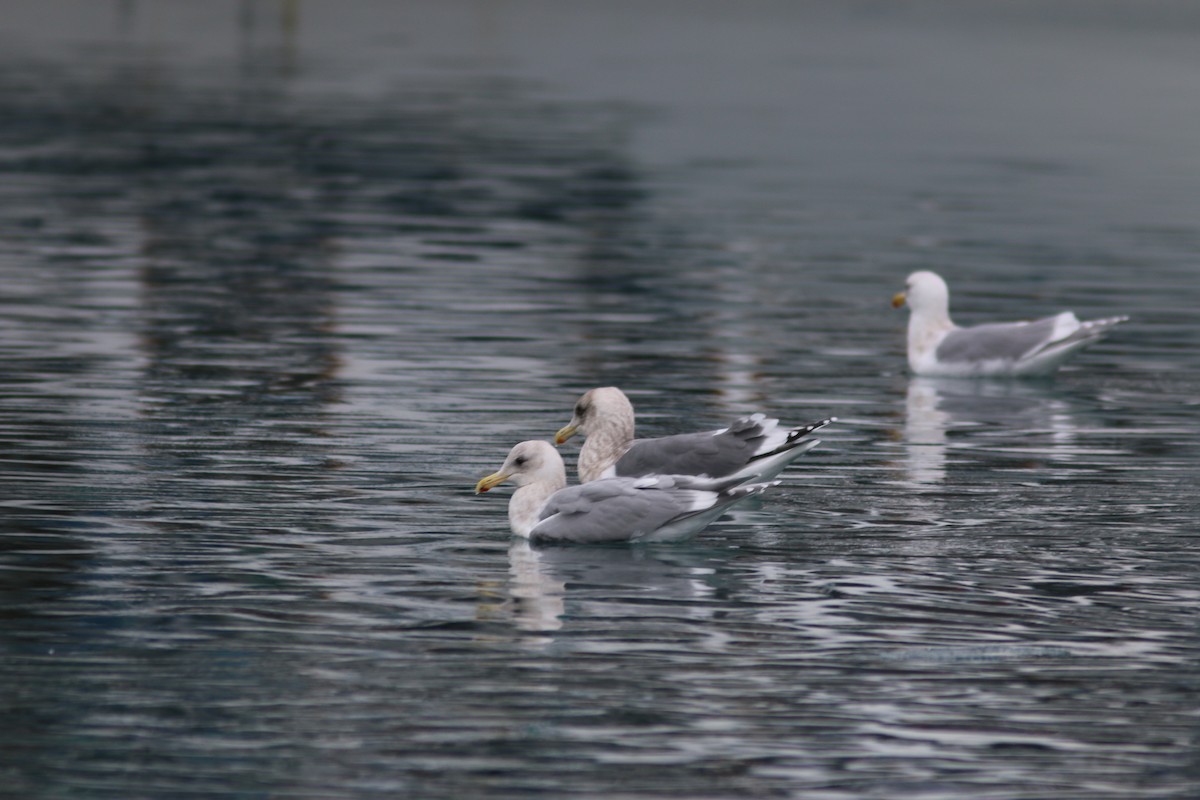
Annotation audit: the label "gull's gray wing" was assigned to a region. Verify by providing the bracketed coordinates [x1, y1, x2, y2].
[613, 415, 770, 479]
[530, 479, 692, 544]
[530, 476, 757, 544]
[935, 316, 1062, 364]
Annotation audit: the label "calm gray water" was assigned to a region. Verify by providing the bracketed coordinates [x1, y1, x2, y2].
[1, 1, 1198, 798]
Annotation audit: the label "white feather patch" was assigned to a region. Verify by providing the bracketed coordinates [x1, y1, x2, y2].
[676, 489, 718, 512]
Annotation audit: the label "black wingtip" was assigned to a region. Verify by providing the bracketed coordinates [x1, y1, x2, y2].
[785, 416, 836, 443]
[733, 479, 782, 498]
[746, 416, 835, 463]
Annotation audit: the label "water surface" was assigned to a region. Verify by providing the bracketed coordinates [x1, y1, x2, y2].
[1, 2, 1198, 798]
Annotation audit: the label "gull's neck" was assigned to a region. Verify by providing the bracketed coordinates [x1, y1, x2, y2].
[908, 306, 955, 359]
[508, 474, 566, 537]
[578, 413, 635, 483]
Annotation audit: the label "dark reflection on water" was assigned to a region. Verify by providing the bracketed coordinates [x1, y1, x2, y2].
[1, 1, 1199, 798]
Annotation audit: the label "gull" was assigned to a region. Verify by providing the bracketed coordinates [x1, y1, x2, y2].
[892, 270, 1128, 377]
[554, 387, 833, 484]
[475, 440, 777, 544]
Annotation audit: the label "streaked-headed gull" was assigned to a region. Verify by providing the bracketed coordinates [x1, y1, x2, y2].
[892, 270, 1127, 377]
[475, 440, 777, 543]
[553, 387, 833, 484]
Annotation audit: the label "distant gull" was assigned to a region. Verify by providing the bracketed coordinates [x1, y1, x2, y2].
[892, 270, 1128, 377]
[475, 440, 777, 543]
[554, 387, 834, 484]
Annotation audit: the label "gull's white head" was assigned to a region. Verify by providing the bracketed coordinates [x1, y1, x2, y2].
[475, 440, 565, 494]
[893, 270, 951, 319]
[555, 386, 634, 444]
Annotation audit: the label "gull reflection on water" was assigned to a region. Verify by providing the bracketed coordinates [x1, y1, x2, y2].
[901, 377, 1081, 487]
[903, 378, 953, 486]
[506, 539, 567, 638]
[500, 539, 725, 648]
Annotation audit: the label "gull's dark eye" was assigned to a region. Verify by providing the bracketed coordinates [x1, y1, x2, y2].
[575, 403, 587, 417]
[514, 456, 527, 466]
